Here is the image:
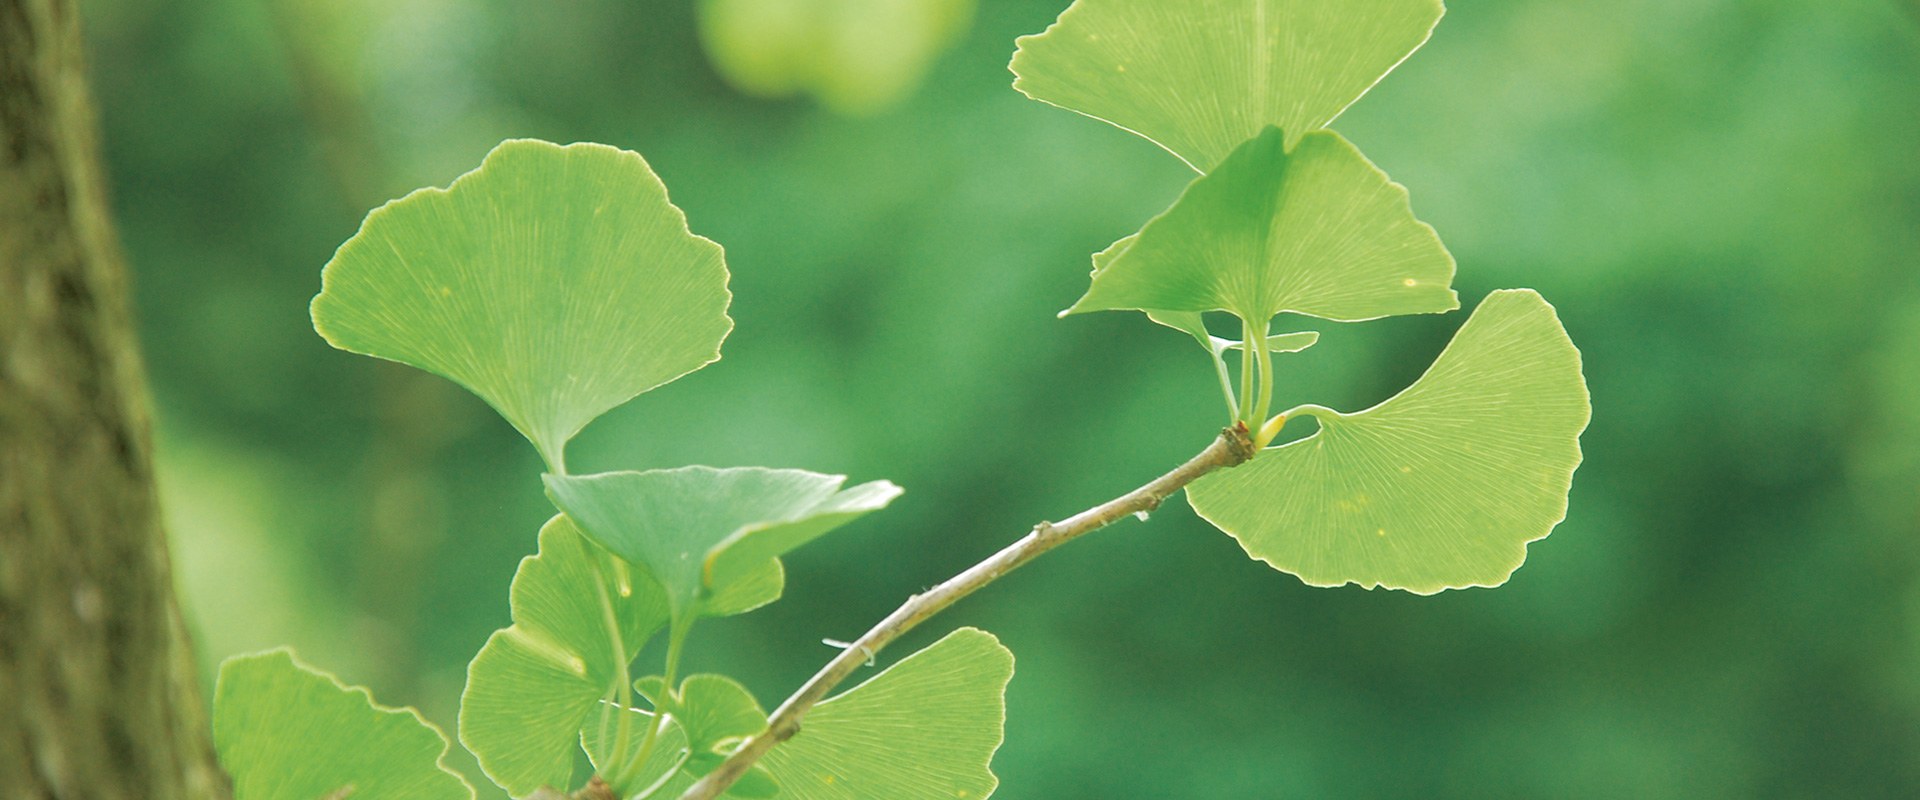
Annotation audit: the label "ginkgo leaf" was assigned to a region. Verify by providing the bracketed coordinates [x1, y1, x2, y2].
[1011, 0, 1444, 170]
[544, 467, 902, 627]
[761, 627, 1014, 799]
[632, 674, 767, 759]
[583, 713, 699, 798]
[214, 649, 474, 800]
[1187, 289, 1591, 593]
[311, 139, 732, 471]
[582, 703, 782, 800]
[1065, 127, 1457, 325]
[1088, 236, 1317, 355]
[459, 515, 671, 796]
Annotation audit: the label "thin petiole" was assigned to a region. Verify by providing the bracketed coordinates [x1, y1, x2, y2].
[619, 620, 689, 789]
[591, 566, 637, 788]
[1209, 347, 1239, 421]
[1238, 317, 1257, 423]
[632, 749, 693, 799]
[1253, 322, 1275, 425]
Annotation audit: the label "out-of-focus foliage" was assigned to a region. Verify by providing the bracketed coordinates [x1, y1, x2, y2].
[85, 0, 1919, 796]
[697, 0, 976, 114]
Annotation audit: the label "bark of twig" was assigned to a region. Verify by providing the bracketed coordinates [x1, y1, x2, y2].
[675, 425, 1257, 800]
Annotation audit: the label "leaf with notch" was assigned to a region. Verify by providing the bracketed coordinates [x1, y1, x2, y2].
[543, 467, 902, 629]
[582, 712, 698, 798]
[214, 649, 474, 800]
[460, 516, 777, 795]
[459, 515, 671, 796]
[1096, 236, 1321, 358]
[1187, 290, 1591, 593]
[311, 139, 732, 471]
[1065, 127, 1456, 325]
[1011, 0, 1444, 170]
[627, 674, 782, 795]
[761, 627, 1014, 799]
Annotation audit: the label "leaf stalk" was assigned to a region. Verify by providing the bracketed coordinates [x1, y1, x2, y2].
[672, 427, 1257, 799]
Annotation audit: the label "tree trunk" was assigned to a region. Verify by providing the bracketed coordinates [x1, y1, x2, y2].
[0, 0, 228, 797]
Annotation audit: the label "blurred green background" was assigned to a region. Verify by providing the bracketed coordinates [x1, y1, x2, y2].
[78, 0, 1920, 796]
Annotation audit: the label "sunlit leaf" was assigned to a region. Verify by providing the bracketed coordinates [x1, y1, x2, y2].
[1098, 205, 1317, 356]
[311, 139, 732, 471]
[706, 557, 788, 617]
[1065, 127, 1457, 324]
[544, 467, 902, 627]
[213, 649, 474, 800]
[1011, 0, 1444, 170]
[761, 627, 1013, 799]
[459, 516, 671, 796]
[1188, 290, 1591, 593]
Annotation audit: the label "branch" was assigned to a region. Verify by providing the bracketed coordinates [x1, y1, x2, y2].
[675, 425, 1258, 800]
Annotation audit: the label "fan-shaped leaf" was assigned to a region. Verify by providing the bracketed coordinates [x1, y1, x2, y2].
[1188, 290, 1591, 593]
[311, 139, 732, 471]
[458, 517, 774, 796]
[582, 703, 783, 799]
[1065, 127, 1456, 324]
[761, 627, 1014, 799]
[459, 516, 672, 795]
[214, 649, 474, 800]
[1011, 0, 1444, 170]
[543, 467, 902, 627]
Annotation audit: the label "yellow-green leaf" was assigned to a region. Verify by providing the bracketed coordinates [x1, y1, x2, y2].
[214, 649, 474, 800]
[311, 139, 732, 471]
[1065, 127, 1457, 324]
[762, 627, 1013, 799]
[1188, 290, 1591, 593]
[1011, 0, 1444, 170]
[459, 516, 671, 795]
[544, 467, 901, 628]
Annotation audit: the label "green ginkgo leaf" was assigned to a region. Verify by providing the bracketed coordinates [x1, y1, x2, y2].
[762, 627, 1013, 799]
[1011, 0, 1444, 170]
[214, 649, 474, 800]
[459, 517, 774, 796]
[582, 713, 699, 798]
[459, 515, 671, 796]
[1187, 289, 1591, 593]
[1065, 127, 1457, 325]
[632, 673, 781, 794]
[582, 698, 782, 800]
[1089, 236, 1318, 355]
[594, 631, 1011, 798]
[633, 674, 766, 758]
[311, 139, 733, 471]
[543, 467, 902, 627]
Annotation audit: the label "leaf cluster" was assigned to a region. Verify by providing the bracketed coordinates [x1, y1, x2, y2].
[207, 1, 1590, 798]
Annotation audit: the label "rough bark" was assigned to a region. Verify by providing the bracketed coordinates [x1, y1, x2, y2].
[0, 0, 228, 797]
